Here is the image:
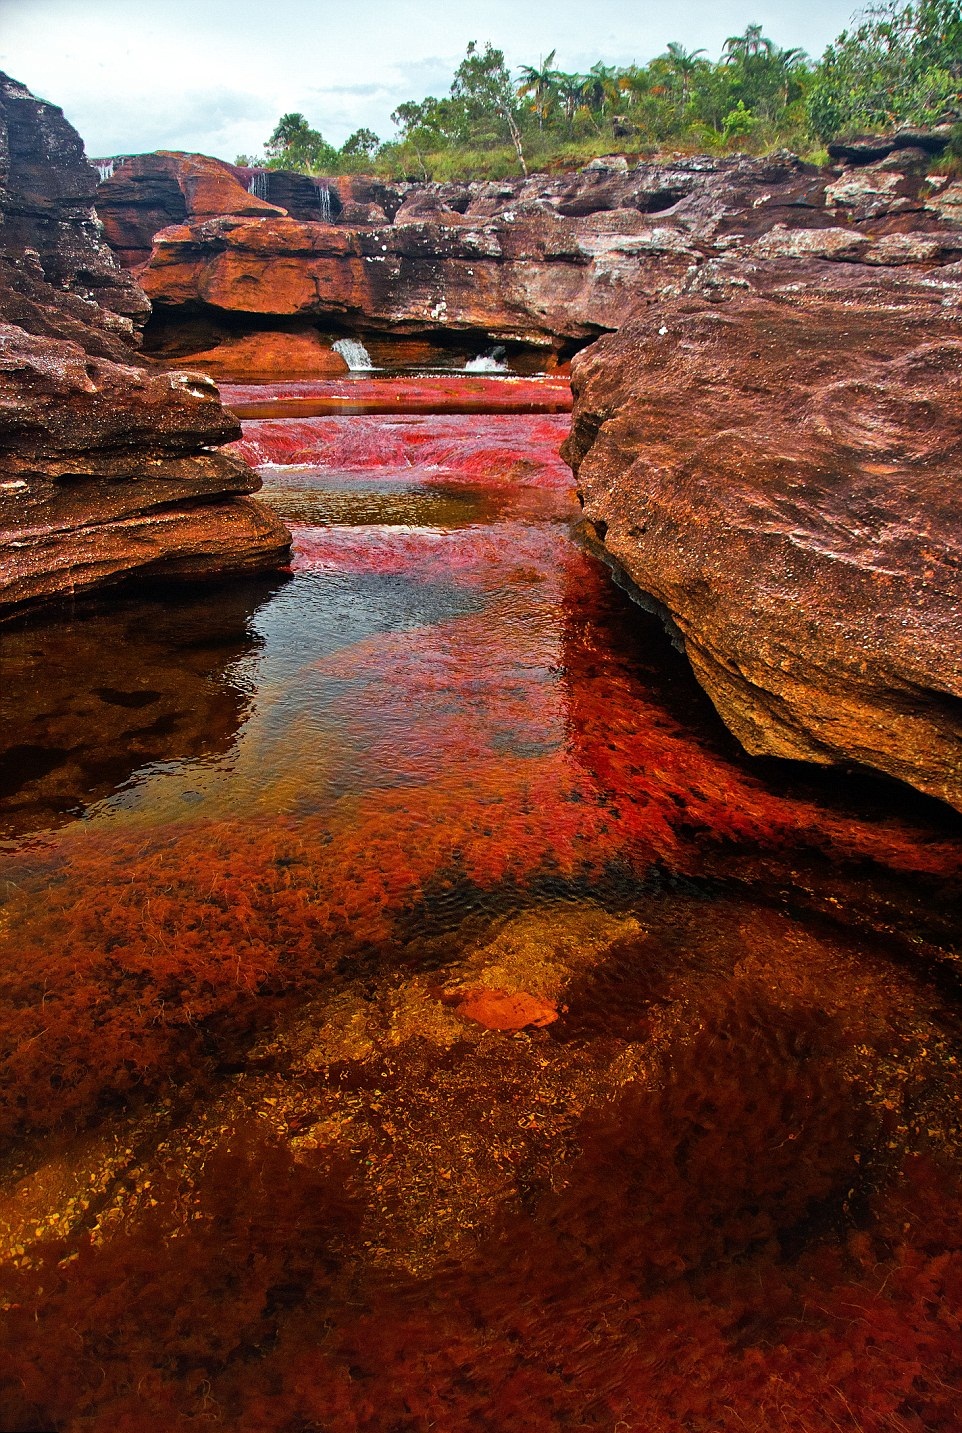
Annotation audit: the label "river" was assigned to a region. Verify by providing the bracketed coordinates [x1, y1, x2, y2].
[1, 375, 960, 1431]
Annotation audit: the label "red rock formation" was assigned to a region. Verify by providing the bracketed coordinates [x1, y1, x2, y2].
[171, 328, 349, 381]
[93, 139, 962, 803]
[565, 259, 962, 810]
[95, 151, 283, 268]
[0, 75, 290, 618]
[108, 153, 759, 350]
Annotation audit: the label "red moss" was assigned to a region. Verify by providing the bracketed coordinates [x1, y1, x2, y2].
[1, 389, 961, 1429]
[220, 373, 573, 419]
[229, 411, 574, 481]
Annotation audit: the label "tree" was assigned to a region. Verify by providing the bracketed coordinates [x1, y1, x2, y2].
[582, 62, 622, 114]
[553, 70, 590, 124]
[723, 24, 775, 63]
[390, 98, 448, 179]
[660, 42, 708, 103]
[808, 0, 962, 139]
[341, 127, 380, 159]
[451, 41, 529, 174]
[264, 112, 338, 173]
[517, 50, 558, 127]
[649, 41, 711, 127]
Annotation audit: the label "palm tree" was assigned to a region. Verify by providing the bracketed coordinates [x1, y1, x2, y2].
[517, 50, 558, 128]
[581, 62, 622, 115]
[617, 65, 651, 108]
[772, 45, 809, 103]
[723, 24, 774, 64]
[661, 42, 707, 103]
[554, 71, 590, 124]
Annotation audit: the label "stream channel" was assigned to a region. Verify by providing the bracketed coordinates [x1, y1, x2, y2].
[1, 374, 961, 1430]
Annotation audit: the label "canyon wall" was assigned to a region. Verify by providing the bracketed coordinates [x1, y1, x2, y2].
[98, 142, 962, 810]
[0, 75, 290, 618]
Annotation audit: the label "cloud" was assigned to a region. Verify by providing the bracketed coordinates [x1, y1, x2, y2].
[0, 0, 857, 159]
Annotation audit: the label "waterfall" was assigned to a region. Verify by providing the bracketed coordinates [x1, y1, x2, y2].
[333, 338, 374, 371]
[465, 345, 509, 373]
[315, 182, 333, 222]
[248, 171, 270, 202]
[94, 157, 126, 183]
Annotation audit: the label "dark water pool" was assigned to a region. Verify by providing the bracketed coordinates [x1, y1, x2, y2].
[1, 386, 961, 1432]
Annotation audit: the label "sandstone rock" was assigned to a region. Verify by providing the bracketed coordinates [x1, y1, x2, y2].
[115, 155, 830, 353]
[337, 200, 388, 225]
[0, 324, 291, 611]
[138, 205, 695, 347]
[924, 179, 962, 223]
[863, 232, 953, 264]
[824, 167, 923, 220]
[0, 74, 148, 326]
[828, 135, 902, 165]
[96, 151, 283, 267]
[0, 75, 291, 618]
[876, 146, 932, 174]
[751, 224, 872, 261]
[565, 277, 962, 810]
[158, 328, 350, 381]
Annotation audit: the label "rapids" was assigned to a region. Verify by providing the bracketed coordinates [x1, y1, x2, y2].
[0, 375, 961, 1432]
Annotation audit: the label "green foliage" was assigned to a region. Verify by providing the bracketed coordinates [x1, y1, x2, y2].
[342, 127, 380, 158]
[246, 9, 962, 183]
[264, 111, 339, 172]
[808, 1, 962, 139]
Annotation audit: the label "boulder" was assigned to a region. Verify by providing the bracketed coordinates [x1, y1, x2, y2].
[565, 269, 962, 809]
[0, 324, 290, 611]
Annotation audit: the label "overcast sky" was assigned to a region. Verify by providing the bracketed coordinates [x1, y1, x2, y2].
[1, 0, 860, 161]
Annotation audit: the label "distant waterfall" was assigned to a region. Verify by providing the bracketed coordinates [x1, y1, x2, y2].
[94, 157, 126, 183]
[333, 338, 374, 371]
[248, 172, 270, 202]
[315, 182, 334, 222]
[466, 345, 509, 373]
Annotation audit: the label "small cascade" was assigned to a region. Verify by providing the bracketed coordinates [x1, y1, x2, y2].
[248, 171, 270, 202]
[465, 345, 509, 373]
[315, 182, 334, 223]
[333, 338, 375, 371]
[94, 157, 126, 183]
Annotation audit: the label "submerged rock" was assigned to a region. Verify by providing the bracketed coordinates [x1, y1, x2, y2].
[0, 74, 291, 618]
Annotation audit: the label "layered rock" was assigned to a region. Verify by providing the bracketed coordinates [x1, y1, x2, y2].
[0, 74, 290, 619]
[102, 147, 962, 359]
[103, 153, 799, 356]
[95, 151, 284, 268]
[565, 251, 962, 811]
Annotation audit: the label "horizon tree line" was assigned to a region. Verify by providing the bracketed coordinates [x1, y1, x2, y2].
[235, 4, 962, 180]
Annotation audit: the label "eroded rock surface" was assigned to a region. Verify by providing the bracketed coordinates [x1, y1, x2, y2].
[96, 140, 962, 804]
[565, 260, 962, 809]
[0, 75, 290, 618]
[94, 151, 283, 268]
[105, 154, 813, 353]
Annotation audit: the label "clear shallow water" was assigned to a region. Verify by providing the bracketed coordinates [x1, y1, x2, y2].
[1, 384, 961, 1431]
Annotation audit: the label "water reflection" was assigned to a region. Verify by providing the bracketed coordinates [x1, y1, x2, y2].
[0, 579, 279, 838]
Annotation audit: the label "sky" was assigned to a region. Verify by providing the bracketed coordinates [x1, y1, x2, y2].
[1, 0, 861, 161]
